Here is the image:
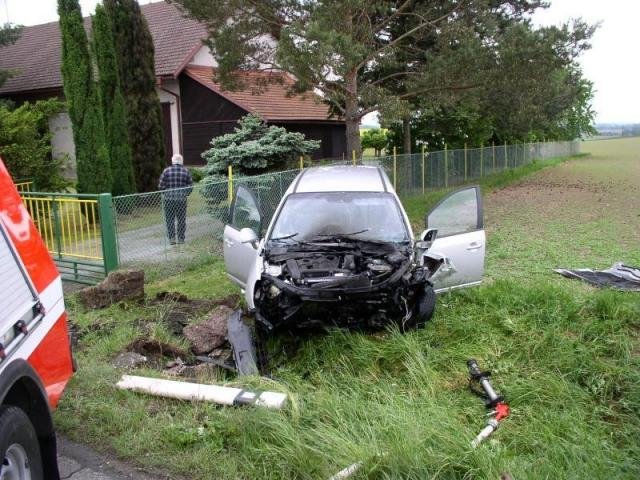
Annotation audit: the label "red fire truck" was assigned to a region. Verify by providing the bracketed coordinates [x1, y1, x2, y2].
[0, 157, 74, 480]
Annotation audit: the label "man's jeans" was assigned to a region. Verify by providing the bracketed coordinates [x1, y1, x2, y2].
[164, 199, 187, 243]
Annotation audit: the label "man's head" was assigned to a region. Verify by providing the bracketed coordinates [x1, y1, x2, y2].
[172, 154, 184, 165]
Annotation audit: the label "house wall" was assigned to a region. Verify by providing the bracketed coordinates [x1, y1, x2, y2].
[157, 80, 181, 158]
[190, 45, 217, 67]
[272, 121, 347, 160]
[179, 74, 248, 165]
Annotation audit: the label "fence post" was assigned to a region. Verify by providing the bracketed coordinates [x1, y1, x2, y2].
[492, 142, 496, 172]
[299, 155, 304, 170]
[464, 143, 468, 182]
[480, 143, 484, 178]
[421, 144, 426, 194]
[98, 193, 118, 274]
[393, 146, 397, 191]
[504, 142, 508, 169]
[228, 165, 234, 203]
[51, 197, 63, 257]
[444, 144, 449, 188]
[352, 150, 356, 166]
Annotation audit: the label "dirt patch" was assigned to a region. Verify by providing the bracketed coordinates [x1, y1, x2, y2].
[127, 338, 188, 360]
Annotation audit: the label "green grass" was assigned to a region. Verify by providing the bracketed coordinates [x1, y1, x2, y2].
[56, 138, 640, 479]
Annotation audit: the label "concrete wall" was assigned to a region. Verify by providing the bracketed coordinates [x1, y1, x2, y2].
[48, 111, 76, 179]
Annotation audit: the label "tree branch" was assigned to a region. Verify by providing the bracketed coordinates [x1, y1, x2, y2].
[354, 3, 463, 72]
[398, 83, 481, 100]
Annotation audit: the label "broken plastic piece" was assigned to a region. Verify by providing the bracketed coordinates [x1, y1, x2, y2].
[116, 375, 287, 409]
[227, 309, 260, 376]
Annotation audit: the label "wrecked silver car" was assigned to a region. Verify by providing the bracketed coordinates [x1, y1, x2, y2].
[223, 166, 486, 333]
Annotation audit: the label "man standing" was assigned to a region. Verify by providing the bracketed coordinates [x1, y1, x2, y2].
[159, 154, 193, 245]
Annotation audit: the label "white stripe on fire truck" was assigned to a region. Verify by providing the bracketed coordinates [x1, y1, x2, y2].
[0, 276, 64, 375]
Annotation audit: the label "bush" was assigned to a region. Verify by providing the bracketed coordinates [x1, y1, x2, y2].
[188, 167, 204, 183]
[202, 113, 320, 178]
[0, 99, 68, 191]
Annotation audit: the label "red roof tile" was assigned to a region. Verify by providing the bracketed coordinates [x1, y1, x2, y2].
[0, 1, 206, 95]
[184, 65, 335, 122]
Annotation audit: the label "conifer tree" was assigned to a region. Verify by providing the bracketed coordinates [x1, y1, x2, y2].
[92, 4, 135, 195]
[58, 0, 111, 194]
[104, 0, 165, 192]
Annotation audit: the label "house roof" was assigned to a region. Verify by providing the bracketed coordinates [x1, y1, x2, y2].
[0, 1, 206, 95]
[183, 65, 334, 122]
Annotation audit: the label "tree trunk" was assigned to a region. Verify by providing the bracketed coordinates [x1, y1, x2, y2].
[344, 71, 362, 159]
[403, 115, 412, 154]
[346, 118, 361, 159]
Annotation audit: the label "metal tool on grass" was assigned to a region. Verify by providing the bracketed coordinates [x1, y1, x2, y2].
[467, 359, 510, 448]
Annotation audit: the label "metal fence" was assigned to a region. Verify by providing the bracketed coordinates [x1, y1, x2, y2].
[20, 192, 118, 284]
[14, 178, 35, 193]
[113, 140, 579, 274]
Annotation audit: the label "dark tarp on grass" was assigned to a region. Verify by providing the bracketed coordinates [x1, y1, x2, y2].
[554, 263, 640, 291]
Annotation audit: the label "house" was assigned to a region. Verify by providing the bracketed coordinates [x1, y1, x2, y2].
[0, 1, 346, 170]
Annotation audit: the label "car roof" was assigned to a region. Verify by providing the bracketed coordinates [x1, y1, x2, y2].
[292, 166, 393, 193]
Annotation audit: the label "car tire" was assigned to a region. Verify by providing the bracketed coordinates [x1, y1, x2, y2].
[405, 285, 436, 330]
[0, 406, 44, 480]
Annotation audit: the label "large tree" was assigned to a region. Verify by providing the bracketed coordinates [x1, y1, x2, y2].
[104, 0, 164, 192]
[92, 4, 136, 195]
[58, 0, 112, 194]
[172, 0, 544, 156]
[385, 18, 596, 151]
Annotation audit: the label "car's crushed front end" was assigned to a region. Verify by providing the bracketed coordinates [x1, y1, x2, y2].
[254, 238, 432, 331]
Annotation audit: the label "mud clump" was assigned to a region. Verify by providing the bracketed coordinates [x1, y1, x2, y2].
[79, 270, 145, 309]
[182, 305, 234, 355]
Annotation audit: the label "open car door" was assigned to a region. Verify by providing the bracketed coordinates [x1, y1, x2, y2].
[425, 185, 485, 292]
[223, 185, 262, 287]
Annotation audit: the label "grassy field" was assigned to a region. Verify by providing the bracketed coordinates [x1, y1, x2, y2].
[56, 138, 640, 479]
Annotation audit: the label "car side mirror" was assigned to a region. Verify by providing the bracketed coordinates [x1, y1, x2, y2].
[239, 227, 259, 248]
[416, 228, 438, 250]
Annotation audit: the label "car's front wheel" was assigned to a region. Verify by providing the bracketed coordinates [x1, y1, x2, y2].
[0, 406, 43, 480]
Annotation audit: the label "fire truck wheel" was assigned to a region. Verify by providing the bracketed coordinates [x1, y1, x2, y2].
[0, 406, 44, 480]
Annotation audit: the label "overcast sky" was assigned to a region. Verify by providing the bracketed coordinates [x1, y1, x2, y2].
[1, 0, 637, 124]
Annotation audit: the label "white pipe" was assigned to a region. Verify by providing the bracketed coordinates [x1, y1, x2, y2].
[328, 462, 362, 480]
[116, 375, 287, 410]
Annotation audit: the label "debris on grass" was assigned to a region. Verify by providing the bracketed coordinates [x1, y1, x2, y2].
[116, 374, 288, 409]
[183, 305, 234, 355]
[112, 352, 147, 370]
[328, 461, 363, 480]
[554, 262, 640, 291]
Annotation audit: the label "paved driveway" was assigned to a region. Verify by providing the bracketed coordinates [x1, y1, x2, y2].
[57, 437, 168, 480]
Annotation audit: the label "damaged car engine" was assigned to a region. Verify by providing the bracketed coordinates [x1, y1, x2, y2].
[255, 237, 433, 331]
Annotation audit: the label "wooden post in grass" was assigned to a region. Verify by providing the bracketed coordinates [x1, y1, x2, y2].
[480, 143, 484, 178]
[227, 165, 233, 203]
[444, 144, 449, 188]
[299, 155, 304, 170]
[393, 146, 397, 191]
[421, 144, 426, 194]
[352, 150, 356, 166]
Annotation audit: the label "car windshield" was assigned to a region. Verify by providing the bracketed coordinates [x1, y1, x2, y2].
[269, 192, 409, 243]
